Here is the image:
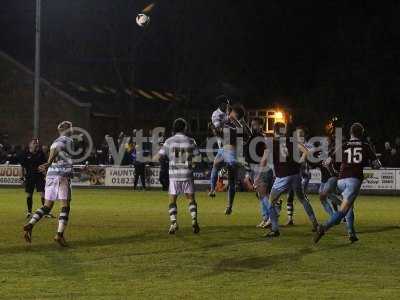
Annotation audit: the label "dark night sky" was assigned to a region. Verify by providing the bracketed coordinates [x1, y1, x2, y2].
[1, 0, 400, 137]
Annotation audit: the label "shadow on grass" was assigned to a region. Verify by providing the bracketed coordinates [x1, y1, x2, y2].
[203, 243, 351, 277]
[0, 225, 265, 256]
[358, 225, 400, 235]
[0, 231, 158, 256]
[0, 223, 369, 261]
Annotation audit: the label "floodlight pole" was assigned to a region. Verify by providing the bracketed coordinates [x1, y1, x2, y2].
[33, 0, 41, 138]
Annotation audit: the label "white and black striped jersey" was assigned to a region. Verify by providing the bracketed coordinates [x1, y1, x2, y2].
[159, 133, 199, 181]
[47, 136, 73, 178]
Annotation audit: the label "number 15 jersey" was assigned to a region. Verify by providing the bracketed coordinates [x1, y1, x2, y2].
[339, 139, 377, 180]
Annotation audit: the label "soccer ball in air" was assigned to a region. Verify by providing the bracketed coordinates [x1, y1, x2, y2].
[136, 13, 150, 27]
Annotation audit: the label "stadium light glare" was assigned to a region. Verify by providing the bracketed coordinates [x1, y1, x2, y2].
[275, 111, 283, 119]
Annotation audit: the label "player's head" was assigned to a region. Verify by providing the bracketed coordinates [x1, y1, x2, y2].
[325, 116, 341, 137]
[229, 104, 245, 121]
[350, 122, 364, 139]
[57, 121, 73, 136]
[294, 125, 308, 142]
[251, 118, 263, 133]
[273, 122, 286, 137]
[172, 118, 188, 134]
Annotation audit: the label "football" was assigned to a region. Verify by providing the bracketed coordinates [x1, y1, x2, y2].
[136, 13, 151, 27]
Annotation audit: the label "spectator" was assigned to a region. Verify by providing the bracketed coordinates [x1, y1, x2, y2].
[97, 135, 110, 164]
[41, 145, 49, 158]
[366, 136, 376, 153]
[0, 144, 6, 163]
[133, 144, 146, 190]
[132, 129, 137, 140]
[381, 142, 392, 167]
[121, 141, 134, 166]
[0, 134, 11, 153]
[117, 132, 125, 148]
[395, 136, 400, 152]
[389, 148, 400, 167]
[5, 145, 20, 164]
[87, 150, 99, 165]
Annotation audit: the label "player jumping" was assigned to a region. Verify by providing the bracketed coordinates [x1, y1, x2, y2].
[258, 122, 319, 238]
[23, 121, 74, 247]
[314, 122, 381, 243]
[209, 104, 246, 215]
[208, 96, 230, 198]
[156, 118, 200, 235]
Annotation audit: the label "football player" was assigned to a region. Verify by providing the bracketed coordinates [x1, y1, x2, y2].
[258, 122, 319, 238]
[23, 121, 74, 247]
[209, 104, 246, 215]
[156, 118, 200, 235]
[314, 123, 381, 243]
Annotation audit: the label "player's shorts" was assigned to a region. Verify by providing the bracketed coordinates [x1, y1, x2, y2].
[222, 149, 237, 166]
[337, 177, 362, 205]
[45, 176, 72, 201]
[169, 179, 195, 195]
[319, 177, 338, 195]
[255, 169, 274, 194]
[215, 148, 224, 161]
[25, 175, 45, 193]
[270, 174, 304, 201]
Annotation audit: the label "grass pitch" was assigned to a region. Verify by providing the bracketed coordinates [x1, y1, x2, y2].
[0, 188, 399, 299]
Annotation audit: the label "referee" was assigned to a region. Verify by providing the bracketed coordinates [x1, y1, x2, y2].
[19, 139, 52, 218]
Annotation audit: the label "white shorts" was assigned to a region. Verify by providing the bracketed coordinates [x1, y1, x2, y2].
[169, 180, 195, 195]
[45, 176, 71, 201]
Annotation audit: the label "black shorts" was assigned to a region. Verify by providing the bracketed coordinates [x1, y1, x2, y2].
[25, 176, 45, 193]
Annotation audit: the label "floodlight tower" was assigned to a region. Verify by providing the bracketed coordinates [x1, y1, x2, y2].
[33, 0, 41, 138]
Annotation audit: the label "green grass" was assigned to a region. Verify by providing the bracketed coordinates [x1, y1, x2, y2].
[0, 188, 399, 299]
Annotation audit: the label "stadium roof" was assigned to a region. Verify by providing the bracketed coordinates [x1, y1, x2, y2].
[0, 50, 185, 117]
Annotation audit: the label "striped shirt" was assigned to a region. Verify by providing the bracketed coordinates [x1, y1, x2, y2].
[47, 136, 73, 177]
[159, 133, 199, 181]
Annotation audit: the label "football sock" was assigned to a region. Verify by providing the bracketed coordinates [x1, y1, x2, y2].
[345, 208, 355, 235]
[260, 196, 270, 221]
[210, 165, 219, 192]
[169, 203, 177, 224]
[188, 201, 198, 222]
[29, 206, 51, 225]
[227, 167, 236, 208]
[269, 205, 279, 232]
[27, 195, 33, 213]
[227, 181, 235, 208]
[57, 206, 70, 236]
[287, 191, 294, 221]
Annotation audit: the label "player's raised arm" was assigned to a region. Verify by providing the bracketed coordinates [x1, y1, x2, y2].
[367, 143, 382, 169]
[297, 142, 309, 164]
[38, 144, 59, 173]
[191, 139, 201, 163]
